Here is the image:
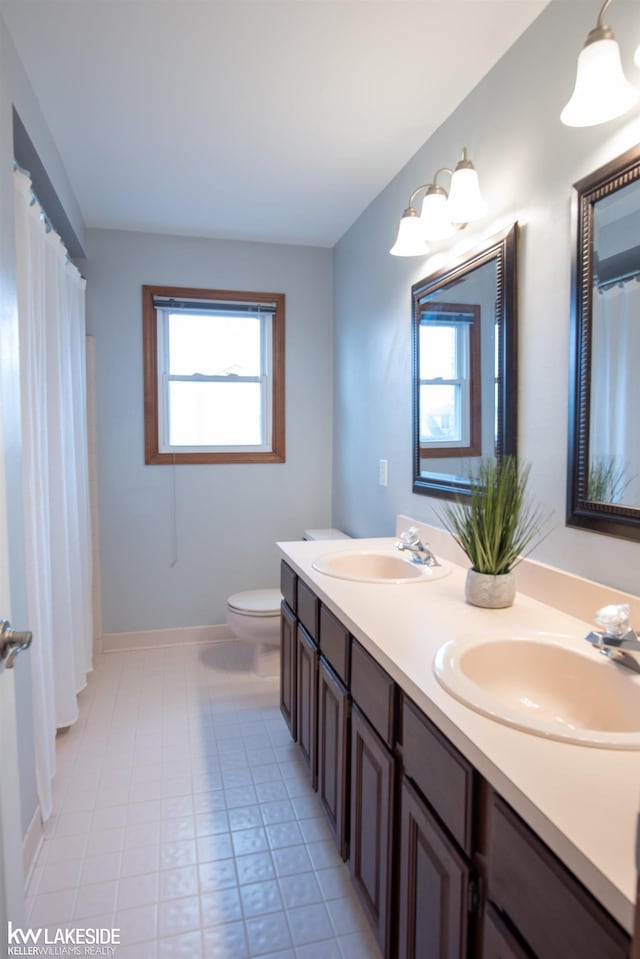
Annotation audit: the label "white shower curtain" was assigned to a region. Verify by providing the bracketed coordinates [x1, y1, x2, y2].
[590, 281, 640, 505]
[14, 169, 92, 821]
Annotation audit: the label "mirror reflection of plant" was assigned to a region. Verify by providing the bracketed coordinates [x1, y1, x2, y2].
[587, 456, 631, 504]
[439, 456, 548, 575]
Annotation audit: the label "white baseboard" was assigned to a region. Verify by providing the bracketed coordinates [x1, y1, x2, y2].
[23, 805, 43, 890]
[101, 623, 235, 653]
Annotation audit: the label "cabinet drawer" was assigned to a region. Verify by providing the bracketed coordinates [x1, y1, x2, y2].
[402, 697, 474, 855]
[487, 795, 629, 959]
[351, 640, 395, 748]
[319, 604, 350, 685]
[297, 579, 319, 642]
[280, 561, 297, 614]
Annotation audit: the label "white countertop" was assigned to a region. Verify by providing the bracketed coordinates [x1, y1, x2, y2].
[278, 536, 640, 934]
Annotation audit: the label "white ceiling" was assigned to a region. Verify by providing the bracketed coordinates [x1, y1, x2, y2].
[2, 0, 550, 247]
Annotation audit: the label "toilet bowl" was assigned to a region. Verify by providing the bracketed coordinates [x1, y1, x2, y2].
[226, 588, 281, 676]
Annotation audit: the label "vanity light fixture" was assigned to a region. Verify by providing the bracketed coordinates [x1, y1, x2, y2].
[389, 205, 430, 258]
[390, 148, 486, 257]
[561, 0, 639, 127]
[420, 182, 457, 242]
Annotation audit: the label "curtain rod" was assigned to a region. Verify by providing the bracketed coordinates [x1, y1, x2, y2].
[13, 161, 84, 277]
[597, 268, 640, 292]
[14, 160, 55, 234]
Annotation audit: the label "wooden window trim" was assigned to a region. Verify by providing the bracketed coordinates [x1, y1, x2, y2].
[143, 284, 285, 464]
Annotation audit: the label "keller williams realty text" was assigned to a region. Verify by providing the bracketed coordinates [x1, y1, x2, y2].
[7, 923, 120, 955]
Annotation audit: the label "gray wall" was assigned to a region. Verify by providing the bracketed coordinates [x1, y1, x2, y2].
[83, 229, 333, 634]
[3, 18, 85, 254]
[333, 0, 640, 597]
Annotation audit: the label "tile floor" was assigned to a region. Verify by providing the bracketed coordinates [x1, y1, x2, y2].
[25, 640, 383, 959]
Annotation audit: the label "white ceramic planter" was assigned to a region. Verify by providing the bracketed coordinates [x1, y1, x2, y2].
[465, 569, 516, 608]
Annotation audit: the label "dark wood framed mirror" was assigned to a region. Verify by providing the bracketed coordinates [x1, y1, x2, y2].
[412, 223, 518, 498]
[567, 145, 640, 542]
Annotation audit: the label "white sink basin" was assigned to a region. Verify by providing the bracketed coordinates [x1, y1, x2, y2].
[312, 551, 450, 584]
[434, 635, 640, 749]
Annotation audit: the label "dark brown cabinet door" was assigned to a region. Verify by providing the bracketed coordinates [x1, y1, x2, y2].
[398, 777, 470, 959]
[482, 905, 532, 959]
[296, 624, 318, 788]
[317, 658, 349, 859]
[487, 794, 630, 959]
[350, 705, 394, 958]
[487, 795, 629, 959]
[633, 876, 640, 959]
[280, 602, 297, 739]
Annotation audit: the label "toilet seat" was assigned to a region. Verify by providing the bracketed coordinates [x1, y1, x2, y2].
[227, 589, 281, 617]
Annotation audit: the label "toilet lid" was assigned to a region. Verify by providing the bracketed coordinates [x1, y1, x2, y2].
[227, 589, 282, 616]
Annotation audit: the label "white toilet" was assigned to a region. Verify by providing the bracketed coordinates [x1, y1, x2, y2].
[226, 531, 350, 676]
[226, 588, 282, 676]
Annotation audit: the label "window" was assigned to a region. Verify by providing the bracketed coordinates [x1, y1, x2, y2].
[143, 285, 285, 464]
[417, 302, 481, 458]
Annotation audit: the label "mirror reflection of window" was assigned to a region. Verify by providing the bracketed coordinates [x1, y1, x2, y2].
[411, 223, 518, 499]
[416, 298, 482, 461]
[419, 314, 472, 447]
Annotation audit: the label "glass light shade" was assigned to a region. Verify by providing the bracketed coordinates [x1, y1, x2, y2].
[390, 209, 429, 257]
[420, 190, 456, 241]
[446, 167, 487, 225]
[561, 37, 639, 127]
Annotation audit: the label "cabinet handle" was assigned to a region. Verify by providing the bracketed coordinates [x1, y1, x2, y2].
[468, 874, 483, 915]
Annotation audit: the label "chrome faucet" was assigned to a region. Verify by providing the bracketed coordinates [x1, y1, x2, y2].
[394, 527, 440, 567]
[584, 604, 640, 673]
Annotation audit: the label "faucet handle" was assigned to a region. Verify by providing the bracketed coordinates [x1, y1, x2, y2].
[594, 603, 631, 638]
[398, 526, 420, 546]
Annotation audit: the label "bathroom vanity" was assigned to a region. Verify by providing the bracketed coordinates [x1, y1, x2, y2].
[277, 536, 640, 959]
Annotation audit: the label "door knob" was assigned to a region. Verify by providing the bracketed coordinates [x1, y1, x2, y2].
[0, 620, 33, 668]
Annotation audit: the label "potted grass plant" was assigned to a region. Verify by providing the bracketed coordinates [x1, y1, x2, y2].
[440, 456, 546, 608]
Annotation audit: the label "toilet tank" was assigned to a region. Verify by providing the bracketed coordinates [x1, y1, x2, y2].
[303, 528, 352, 541]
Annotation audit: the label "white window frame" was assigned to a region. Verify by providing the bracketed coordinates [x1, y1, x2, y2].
[156, 305, 273, 454]
[419, 320, 471, 449]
